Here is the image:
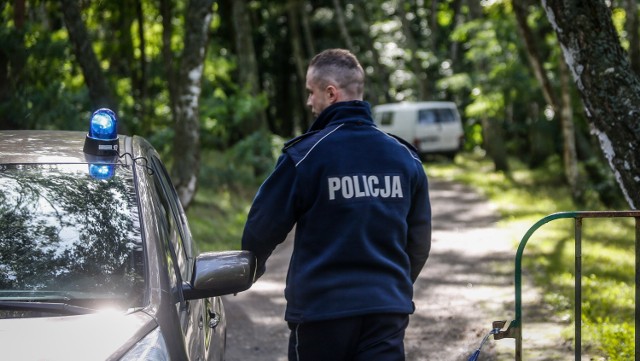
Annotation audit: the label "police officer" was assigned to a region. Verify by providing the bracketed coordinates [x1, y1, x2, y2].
[242, 48, 432, 361]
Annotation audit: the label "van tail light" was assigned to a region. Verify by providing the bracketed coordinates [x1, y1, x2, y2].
[413, 138, 420, 148]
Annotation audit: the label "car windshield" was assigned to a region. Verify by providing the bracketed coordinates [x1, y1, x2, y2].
[0, 163, 144, 314]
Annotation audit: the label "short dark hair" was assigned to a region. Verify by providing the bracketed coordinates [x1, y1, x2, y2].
[308, 49, 365, 99]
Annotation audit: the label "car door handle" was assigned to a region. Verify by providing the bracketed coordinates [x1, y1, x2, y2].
[208, 310, 220, 329]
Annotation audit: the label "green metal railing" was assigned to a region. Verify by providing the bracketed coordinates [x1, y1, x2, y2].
[492, 211, 640, 361]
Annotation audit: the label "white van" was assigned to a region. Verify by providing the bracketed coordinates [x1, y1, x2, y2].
[373, 101, 464, 159]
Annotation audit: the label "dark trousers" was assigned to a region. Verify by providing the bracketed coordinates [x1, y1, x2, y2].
[287, 313, 409, 361]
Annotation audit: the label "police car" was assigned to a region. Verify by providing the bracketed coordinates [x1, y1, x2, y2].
[0, 109, 256, 360]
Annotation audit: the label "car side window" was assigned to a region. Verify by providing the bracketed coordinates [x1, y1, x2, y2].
[154, 202, 181, 299]
[151, 156, 190, 282]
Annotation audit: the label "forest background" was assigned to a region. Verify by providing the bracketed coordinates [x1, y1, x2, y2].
[2, 0, 640, 359]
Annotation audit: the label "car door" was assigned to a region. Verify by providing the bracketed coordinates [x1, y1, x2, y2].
[416, 106, 462, 153]
[150, 155, 210, 361]
[433, 107, 462, 151]
[415, 107, 443, 152]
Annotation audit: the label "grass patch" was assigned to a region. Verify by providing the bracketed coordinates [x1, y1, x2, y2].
[427, 152, 637, 359]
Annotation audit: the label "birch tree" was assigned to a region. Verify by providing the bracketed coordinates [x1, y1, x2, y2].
[542, 0, 640, 209]
[172, 0, 214, 209]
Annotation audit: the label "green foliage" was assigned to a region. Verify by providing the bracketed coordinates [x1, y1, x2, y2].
[188, 131, 282, 251]
[0, 6, 89, 130]
[200, 85, 269, 150]
[428, 153, 636, 360]
[584, 320, 635, 361]
[0, 0, 615, 197]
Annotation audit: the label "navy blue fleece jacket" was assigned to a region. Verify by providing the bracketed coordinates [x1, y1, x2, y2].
[242, 100, 431, 323]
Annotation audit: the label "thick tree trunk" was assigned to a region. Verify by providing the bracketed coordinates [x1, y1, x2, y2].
[171, 0, 214, 209]
[60, 0, 118, 119]
[542, 0, 640, 209]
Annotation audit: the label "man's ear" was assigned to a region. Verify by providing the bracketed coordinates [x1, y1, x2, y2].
[326, 85, 340, 104]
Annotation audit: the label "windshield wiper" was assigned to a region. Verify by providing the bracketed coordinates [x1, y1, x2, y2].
[0, 301, 97, 315]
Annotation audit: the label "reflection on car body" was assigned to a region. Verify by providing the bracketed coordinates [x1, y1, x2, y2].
[0, 109, 256, 361]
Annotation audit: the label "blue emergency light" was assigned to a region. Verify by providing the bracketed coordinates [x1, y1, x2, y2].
[88, 163, 116, 180]
[83, 108, 119, 156]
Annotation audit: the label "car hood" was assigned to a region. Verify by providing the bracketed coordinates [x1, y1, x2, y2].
[0, 310, 156, 360]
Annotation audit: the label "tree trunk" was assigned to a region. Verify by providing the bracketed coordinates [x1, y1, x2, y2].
[542, 0, 640, 209]
[332, 0, 354, 49]
[558, 57, 582, 202]
[0, 0, 25, 128]
[160, 0, 178, 121]
[172, 0, 214, 210]
[449, 0, 462, 67]
[357, 2, 392, 105]
[467, 0, 482, 21]
[430, 0, 438, 50]
[396, 2, 429, 100]
[135, 0, 148, 132]
[287, 0, 311, 133]
[514, 1, 582, 202]
[231, 0, 265, 133]
[60, 0, 119, 119]
[482, 117, 509, 172]
[624, 0, 640, 76]
[513, 1, 559, 110]
[300, 2, 316, 58]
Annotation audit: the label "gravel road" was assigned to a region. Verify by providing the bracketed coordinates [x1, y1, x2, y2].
[222, 178, 574, 361]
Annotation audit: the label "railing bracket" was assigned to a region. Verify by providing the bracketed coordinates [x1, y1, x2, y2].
[492, 320, 517, 340]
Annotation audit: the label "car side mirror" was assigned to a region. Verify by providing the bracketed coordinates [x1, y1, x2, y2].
[182, 250, 256, 300]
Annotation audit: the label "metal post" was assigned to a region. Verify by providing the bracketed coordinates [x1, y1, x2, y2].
[575, 218, 582, 361]
[635, 217, 639, 361]
[516, 325, 522, 361]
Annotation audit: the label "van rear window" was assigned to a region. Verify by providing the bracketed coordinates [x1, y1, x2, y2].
[418, 108, 457, 124]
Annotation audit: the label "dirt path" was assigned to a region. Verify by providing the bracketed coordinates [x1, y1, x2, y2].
[222, 178, 571, 361]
